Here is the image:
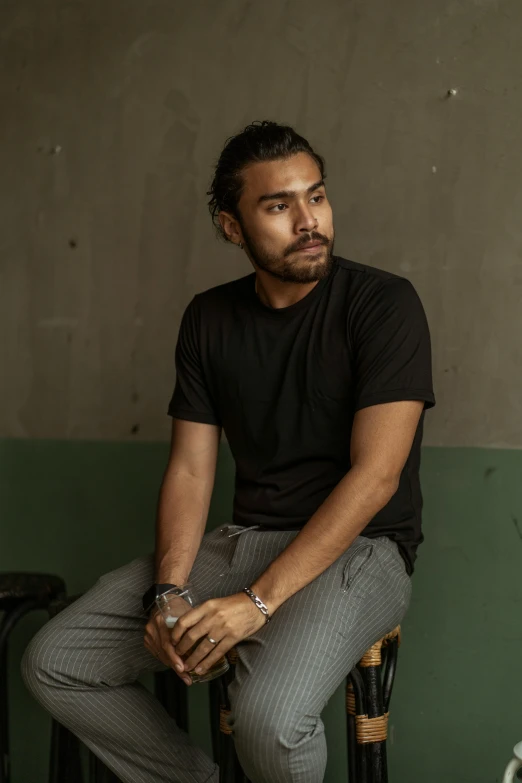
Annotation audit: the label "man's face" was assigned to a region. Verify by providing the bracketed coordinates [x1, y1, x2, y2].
[233, 152, 335, 284]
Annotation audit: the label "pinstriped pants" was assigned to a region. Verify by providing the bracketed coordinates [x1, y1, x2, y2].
[21, 525, 411, 783]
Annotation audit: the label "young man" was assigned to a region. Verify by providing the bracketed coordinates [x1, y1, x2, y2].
[23, 121, 435, 783]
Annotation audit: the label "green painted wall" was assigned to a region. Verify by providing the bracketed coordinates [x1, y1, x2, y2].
[1, 438, 521, 782]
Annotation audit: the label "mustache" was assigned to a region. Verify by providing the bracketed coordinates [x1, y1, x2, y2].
[288, 233, 329, 253]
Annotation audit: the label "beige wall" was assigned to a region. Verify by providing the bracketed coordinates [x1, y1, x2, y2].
[1, 0, 521, 446]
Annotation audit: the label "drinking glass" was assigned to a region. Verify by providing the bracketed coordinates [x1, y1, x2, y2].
[155, 584, 229, 683]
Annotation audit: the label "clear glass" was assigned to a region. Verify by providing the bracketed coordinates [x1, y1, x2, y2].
[155, 584, 230, 683]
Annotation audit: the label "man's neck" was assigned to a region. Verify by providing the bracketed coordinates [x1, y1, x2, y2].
[254, 274, 320, 310]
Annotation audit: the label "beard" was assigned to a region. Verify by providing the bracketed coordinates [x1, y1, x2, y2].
[240, 224, 335, 284]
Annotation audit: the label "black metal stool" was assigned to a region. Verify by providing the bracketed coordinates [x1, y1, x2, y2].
[0, 572, 66, 783]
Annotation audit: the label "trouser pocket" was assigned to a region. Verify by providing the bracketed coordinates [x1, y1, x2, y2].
[341, 539, 375, 592]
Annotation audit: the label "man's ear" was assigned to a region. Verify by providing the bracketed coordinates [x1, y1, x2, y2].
[219, 210, 242, 245]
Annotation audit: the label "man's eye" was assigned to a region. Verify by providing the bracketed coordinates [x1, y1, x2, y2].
[269, 204, 287, 212]
[311, 195, 324, 204]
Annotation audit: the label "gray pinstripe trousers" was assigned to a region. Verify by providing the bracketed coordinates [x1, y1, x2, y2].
[22, 525, 411, 783]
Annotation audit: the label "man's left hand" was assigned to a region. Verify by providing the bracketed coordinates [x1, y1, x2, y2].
[171, 592, 267, 677]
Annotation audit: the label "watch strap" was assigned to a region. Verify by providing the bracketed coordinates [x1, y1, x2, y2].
[142, 583, 179, 615]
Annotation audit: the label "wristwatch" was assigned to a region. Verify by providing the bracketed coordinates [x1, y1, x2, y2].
[142, 583, 180, 615]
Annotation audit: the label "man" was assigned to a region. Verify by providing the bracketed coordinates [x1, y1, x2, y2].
[23, 120, 435, 783]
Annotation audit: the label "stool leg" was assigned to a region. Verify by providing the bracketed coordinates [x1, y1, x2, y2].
[350, 668, 369, 783]
[382, 639, 399, 714]
[88, 750, 121, 782]
[347, 714, 358, 783]
[49, 719, 85, 783]
[48, 713, 120, 782]
[154, 670, 189, 732]
[0, 599, 40, 783]
[208, 678, 221, 763]
[217, 674, 235, 783]
[363, 665, 387, 783]
[0, 641, 9, 783]
[346, 676, 357, 783]
[218, 665, 251, 783]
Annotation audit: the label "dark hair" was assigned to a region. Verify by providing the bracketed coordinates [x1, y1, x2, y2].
[207, 120, 326, 242]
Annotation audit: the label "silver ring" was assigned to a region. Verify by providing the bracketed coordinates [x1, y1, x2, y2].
[207, 636, 217, 644]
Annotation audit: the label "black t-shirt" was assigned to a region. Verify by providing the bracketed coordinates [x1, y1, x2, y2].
[168, 256, 435, 573]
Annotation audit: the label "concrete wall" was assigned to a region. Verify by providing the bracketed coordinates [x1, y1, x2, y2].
[2, 0, 522, 446]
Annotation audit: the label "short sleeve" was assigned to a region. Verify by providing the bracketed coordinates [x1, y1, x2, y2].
[167, 296, 221, 425]
[353, 278, 435, 411]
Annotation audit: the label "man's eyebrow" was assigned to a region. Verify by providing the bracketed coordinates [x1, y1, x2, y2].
[257, 178, 325, 205]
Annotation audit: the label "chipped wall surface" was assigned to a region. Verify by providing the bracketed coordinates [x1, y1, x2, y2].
[1, 0, 521, 446]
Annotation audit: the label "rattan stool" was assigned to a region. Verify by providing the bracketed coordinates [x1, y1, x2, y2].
[346, 627, 401, 783]
[213, 627, 402, 783]
[0, 572, 66, 783]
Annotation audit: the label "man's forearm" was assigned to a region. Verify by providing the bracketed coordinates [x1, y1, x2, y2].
[250, 465, 399, 614]
[154, 468, 212, 584]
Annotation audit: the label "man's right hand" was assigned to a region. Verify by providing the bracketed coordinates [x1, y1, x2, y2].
[144, 611, 193, 686]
